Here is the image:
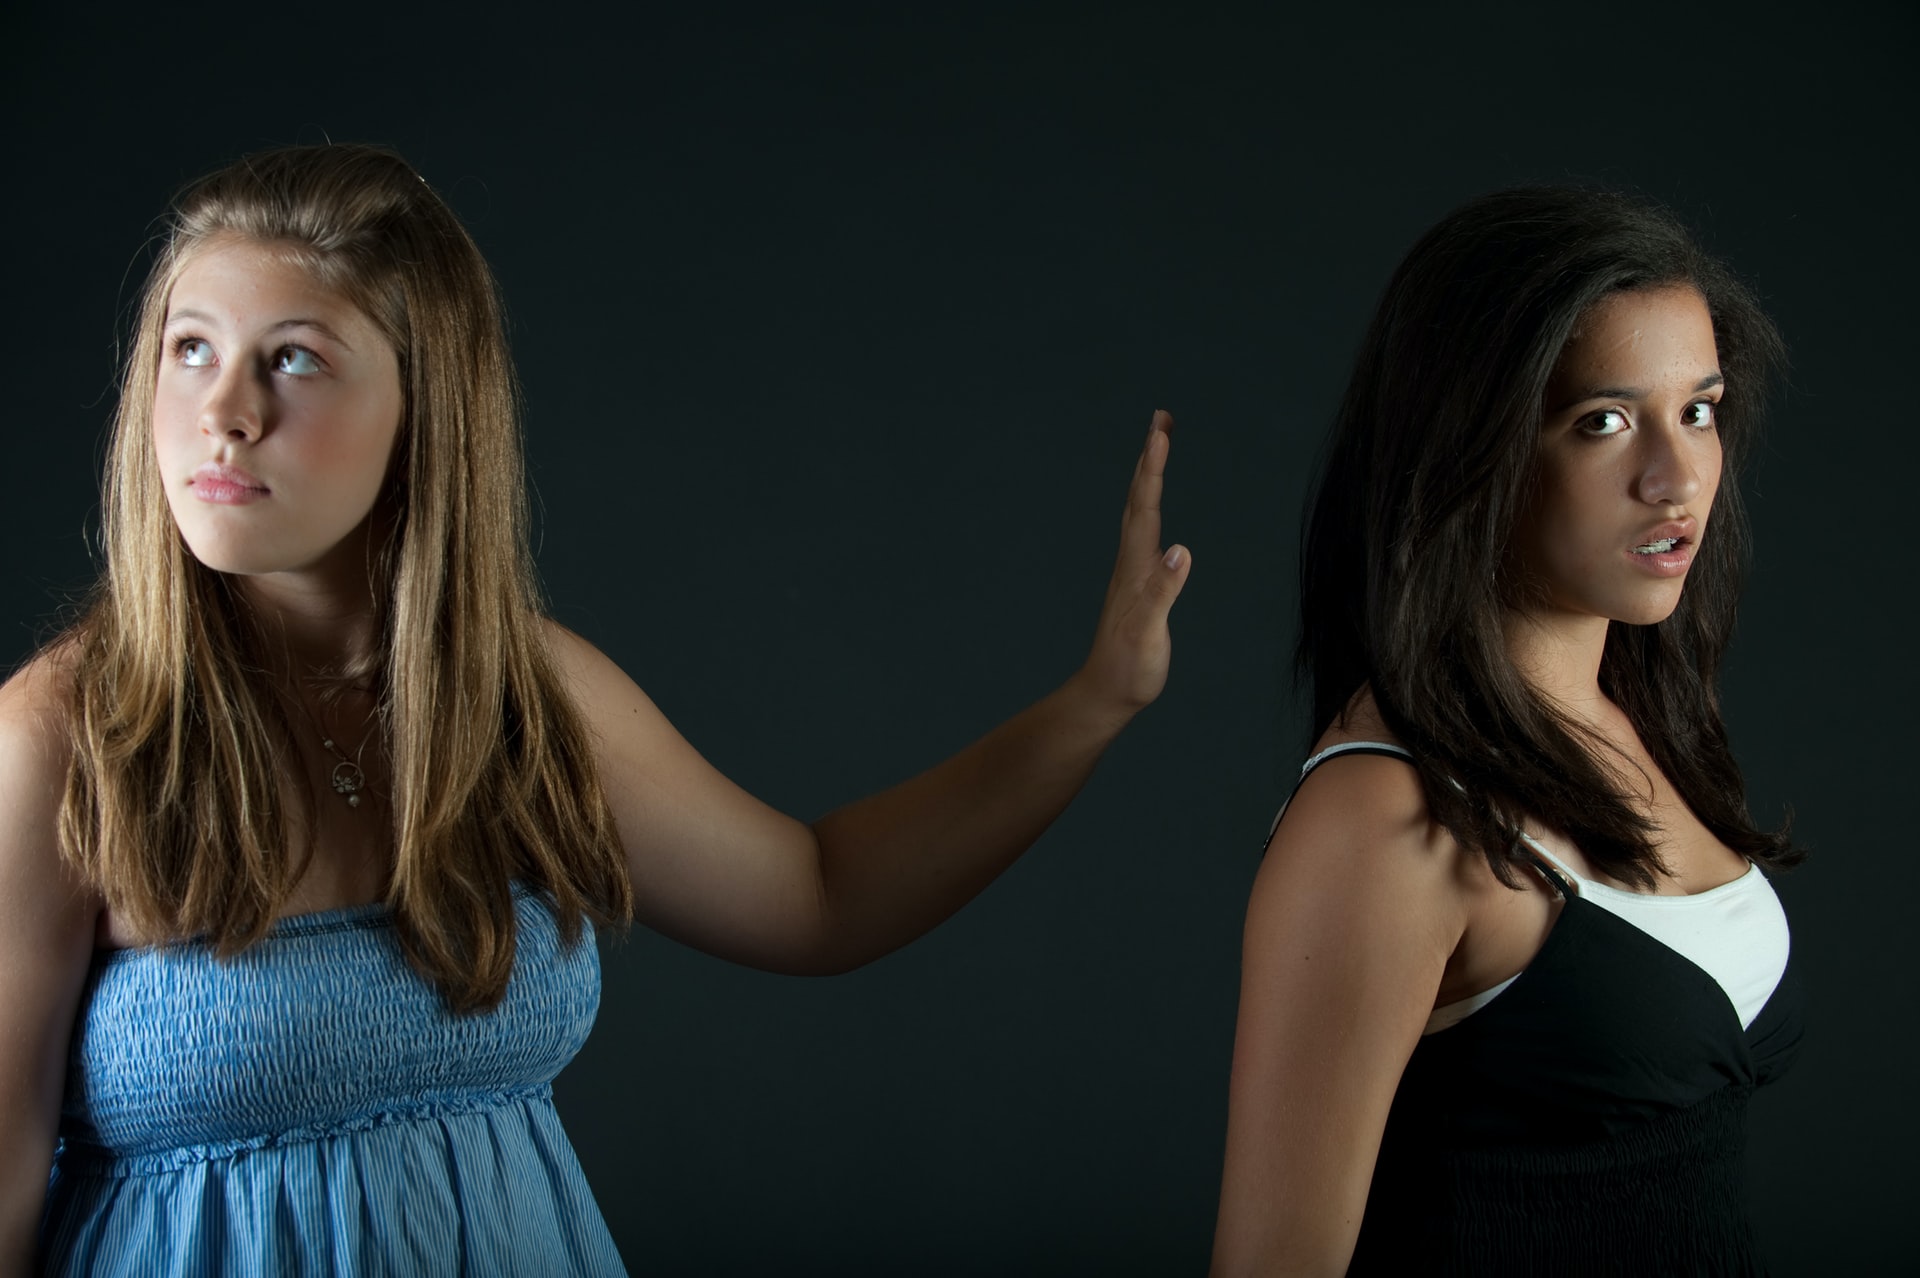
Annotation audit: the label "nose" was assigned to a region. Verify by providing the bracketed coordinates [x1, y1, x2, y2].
[1632, 417, 1708, 508]
[199, 363, 269, 443]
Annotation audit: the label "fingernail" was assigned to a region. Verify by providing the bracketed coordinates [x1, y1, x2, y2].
[1163, 546, 1184, 570]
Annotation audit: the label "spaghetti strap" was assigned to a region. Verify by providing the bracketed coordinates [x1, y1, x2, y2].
[1299, 741, 1414, 776]
[1264, 741, 1415, 848]
[1507, 832, 1583, 900]
[1265, 744, 1579, 904]
[1514, 841, 1576, 900]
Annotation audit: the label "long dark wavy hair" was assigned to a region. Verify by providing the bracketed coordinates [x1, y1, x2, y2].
[1298, 186, 1800, 887]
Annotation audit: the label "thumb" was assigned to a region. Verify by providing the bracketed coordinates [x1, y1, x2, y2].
[1147, 543, 1193, 611]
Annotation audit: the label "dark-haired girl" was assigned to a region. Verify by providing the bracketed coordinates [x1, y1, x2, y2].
[1211, 190, 1801, 1276]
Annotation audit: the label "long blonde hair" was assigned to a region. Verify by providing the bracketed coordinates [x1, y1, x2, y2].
[60, 143, 632, 1012]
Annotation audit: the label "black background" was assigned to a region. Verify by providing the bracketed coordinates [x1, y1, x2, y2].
[5, 4, 1912, 1272]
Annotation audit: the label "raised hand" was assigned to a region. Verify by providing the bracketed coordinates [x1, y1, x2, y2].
[1076, 410, 1191, 715]
[580, 410, 1193, 975]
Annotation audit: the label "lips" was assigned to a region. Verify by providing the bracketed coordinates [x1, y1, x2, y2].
[1629, 518, 1694, 555]
[190, 461, 270, 504]
[1623, 518, 1699, 578]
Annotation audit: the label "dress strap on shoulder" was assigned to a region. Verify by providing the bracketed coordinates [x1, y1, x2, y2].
[1264, 741, 1416, 849]
[1511, 831, 1578, 900]
[1265, 743, 1584, 904]
[1299, 741, 1414, 779]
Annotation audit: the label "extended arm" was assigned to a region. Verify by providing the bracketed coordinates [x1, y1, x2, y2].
[560, 412, 1190, 974]
[0, 657, 100, 1272]
[1209, 756, 1466, 1277]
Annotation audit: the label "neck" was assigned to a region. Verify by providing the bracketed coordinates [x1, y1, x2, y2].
[1502, 607, 1611, 726]
[231, 535, 385, 687]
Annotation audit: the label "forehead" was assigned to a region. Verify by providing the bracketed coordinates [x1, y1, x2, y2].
[1551, 286, 1719, 389]
[165, 236, 376, 339]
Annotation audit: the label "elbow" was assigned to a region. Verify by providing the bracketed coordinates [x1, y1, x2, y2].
[743, 912, 895, 978]
[774, 930, 899, 978]
[776, 869, 903, 976]
[755, 951, 865, 979]
[790, 953, 874, 978]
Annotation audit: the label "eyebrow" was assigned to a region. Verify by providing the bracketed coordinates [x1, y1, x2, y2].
[163, 308, 360, 353]
[1549, 372, 1724, 414]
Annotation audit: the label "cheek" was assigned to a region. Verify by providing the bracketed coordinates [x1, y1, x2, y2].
[1699, 439, 1725, 518]
[149, 381, 194, 455]
[360, 395, 405, 488]
[1538, 508, 1600, 578]
[1528, 458, 1616, 574]
[301, 410, 403, 507]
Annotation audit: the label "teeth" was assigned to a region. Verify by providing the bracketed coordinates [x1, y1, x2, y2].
[1632, 537, 1679, 554]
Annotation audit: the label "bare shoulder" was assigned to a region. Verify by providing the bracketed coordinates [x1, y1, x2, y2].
[0, 646, 79, 813]
[540, 618, 645, 701]
[1265, 751, 1456, 907]
[1259, 684, 1464, 943]
[538, 615, 599, 683]
[0, 644, 98, 952]
[534, 618, 688, 774]
[1279, 685, 1429, 857]
[537, 617, 659, 726]
[0, 645, 93, 913]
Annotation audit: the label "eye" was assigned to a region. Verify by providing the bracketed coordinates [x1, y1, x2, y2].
[1682, 400, 1717, 430]
[174, 336, 215, 367]
[1578, 408, 1629, 438]
[273, 346, 322, 376]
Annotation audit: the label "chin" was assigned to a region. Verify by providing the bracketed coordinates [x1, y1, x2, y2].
[180, 545, 282, 577]
[174, 528, 308, 578]
[1611, 589, 1689, 628]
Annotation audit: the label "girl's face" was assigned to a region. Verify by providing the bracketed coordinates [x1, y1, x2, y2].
[152, 236, 404, 585]
[1512, 285, 1724, 628]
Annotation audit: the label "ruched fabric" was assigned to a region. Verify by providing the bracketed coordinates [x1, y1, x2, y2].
[41, 887, 627, 1276]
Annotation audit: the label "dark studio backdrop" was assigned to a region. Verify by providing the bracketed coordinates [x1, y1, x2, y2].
[4, 3, 1912, 1272]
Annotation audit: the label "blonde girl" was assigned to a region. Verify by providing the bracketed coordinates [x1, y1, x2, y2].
[0, 143, 1190, 1274]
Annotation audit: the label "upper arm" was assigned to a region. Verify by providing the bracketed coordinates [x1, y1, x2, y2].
[542, 623, 832, 971]
[1211, 756, 1467, 1277]
[0, 656, 99, 1264]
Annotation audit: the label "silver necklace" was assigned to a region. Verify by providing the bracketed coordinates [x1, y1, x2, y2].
[290, 690, 378, 810]
[316, 726, 372, 808]
[307, 706, 374, 805]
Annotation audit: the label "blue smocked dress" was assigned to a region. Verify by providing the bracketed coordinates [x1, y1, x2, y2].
[40, 885, 628, 1276]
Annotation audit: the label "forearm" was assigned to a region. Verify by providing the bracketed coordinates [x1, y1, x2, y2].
[598, 415, 1186, 974]
[805, 669, 1136, 971]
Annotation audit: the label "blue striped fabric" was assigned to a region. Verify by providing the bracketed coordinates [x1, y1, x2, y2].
[41, 886, 627, 1275]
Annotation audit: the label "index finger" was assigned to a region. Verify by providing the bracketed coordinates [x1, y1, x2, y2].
[1121, 409, 1174, 547]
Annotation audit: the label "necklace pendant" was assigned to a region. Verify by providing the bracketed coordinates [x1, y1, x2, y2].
[331, 759, 366, 803]
[315, 720, 372, 811]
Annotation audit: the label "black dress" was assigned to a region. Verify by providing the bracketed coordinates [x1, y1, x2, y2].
[1282, 745, 1804, 1276]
